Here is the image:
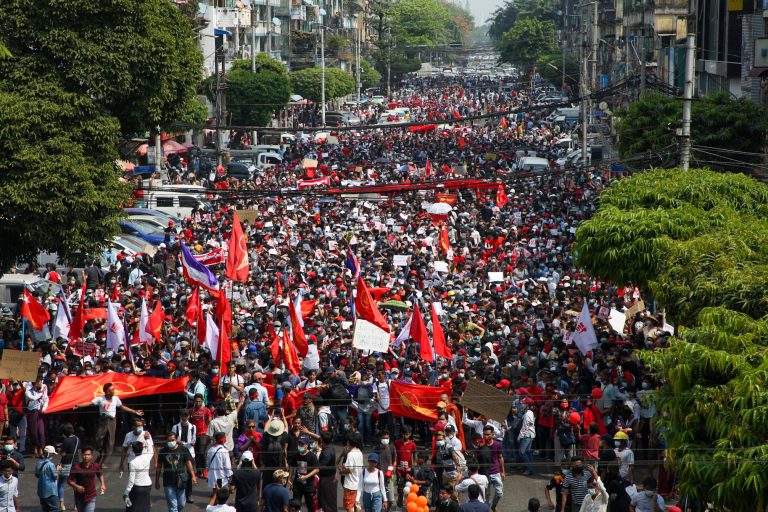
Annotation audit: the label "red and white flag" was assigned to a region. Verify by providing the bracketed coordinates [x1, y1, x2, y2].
[572, 301, 599, 355]
[297, 176, 331, 190]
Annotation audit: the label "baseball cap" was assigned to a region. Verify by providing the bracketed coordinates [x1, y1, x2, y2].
[241, 450, 254, 461]
[44, 446, 57, 455]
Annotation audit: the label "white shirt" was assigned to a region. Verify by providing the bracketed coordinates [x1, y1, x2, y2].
[343, 448, 364, 491]
[122, 431, 154, 463]
[207, 505, 237, 512]
[518, 409, 536, 440]
[373, 380, 390, 413]
[206, 410, 238, 451]
[357, 468, 387, 502]
[206, 444, 233, 488]
[24, 384, 48, 412]
[455, 474, 489, 503]
[125, 452, 153, 494]
[615, 448, 634, 479]
[243, 383, 269, 407]
[220, 375, 245, 401]
[630, 490, 665, 512]
[0, 475, 17, 512]
[92, 395, 122, 418]
[578, 478, 608, 512]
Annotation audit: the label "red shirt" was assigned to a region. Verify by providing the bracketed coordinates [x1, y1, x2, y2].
[188, 406, 212, 435]
[394, 439, 417, 474]
[67, 462, 102, 502]
[8, 389, 23, 414]
[579, 433, 600, 460]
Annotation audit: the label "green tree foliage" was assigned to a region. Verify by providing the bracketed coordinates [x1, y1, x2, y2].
[357, 60, 383, 90]
[1, 0, 202, 132]
[497, 18, 557, 71]
[389, 0, 449, 47]
[0, 80, 130, 272]
[577, 168, 768, 508]
[204, 56, 291, 127]
[289, 67, 355, 103]
[487, 0, 560, 43]
[440, 1, 474, 45]
[536, 52, 579, 89]
[615, 91, 768, 169]
[169, 98, 209, 130]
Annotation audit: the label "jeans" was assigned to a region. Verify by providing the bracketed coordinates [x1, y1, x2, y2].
[164, 486, 187, 512]
[362, 491, 383, 512]
[74, 494, 96, 512]
[358, 411, 374, 445]
[519, 436, 534, 474]
[488, 473, 504, 508]
[39, 494, 60, 512]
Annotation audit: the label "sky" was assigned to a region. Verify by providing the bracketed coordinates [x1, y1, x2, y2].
[467, 0, 503, 26]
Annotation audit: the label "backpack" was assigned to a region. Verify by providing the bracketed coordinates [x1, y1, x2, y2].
[557, 425, 576, 447]
[356, 384, 372, 404]
[330, 382, 352, 407]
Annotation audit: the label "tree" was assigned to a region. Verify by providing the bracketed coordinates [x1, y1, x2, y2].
[168, 97, 209, 130]
[487, 0, 560, 43]
[575, 168, 768, 509]
[0, 80, 130, 272]
[357, 60, 382, 90]
[388, 0, 449, 47]
[440, 1, 474, 45]
[0, 0, 203, 132]
[487, 1, 520, 43]
[536, 52, 579, 90]
[497, 18, 557, 71]
[615, 91, 768, 170]
[289, 67, 355, 103]
[204, 56, 291, 127]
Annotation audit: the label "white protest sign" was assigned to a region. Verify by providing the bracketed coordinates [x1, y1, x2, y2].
[433, 261, 449, 273]
[488, 272, 505, 283]
[393, 255, 411, 267]
[608, 308, 626, 334]
[432, 302, 443, 315]
[352, 319, 390, 352]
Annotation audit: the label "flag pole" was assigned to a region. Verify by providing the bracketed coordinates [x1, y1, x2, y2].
[20, 318, 25, 351]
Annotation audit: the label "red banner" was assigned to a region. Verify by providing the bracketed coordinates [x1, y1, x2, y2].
[389, 381, 445, 422]
[45, 373, 188, 413]
[297, 177, 331, 190]
[194, 247, 226, 266]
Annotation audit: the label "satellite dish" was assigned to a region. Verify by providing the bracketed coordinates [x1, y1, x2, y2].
[599, 101, 608, 111]
[319, 8, 327, 15]
[272, 17, 281, 26]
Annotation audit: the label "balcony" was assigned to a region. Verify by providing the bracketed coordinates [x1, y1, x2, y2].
[215, 7, 250, 28]
[249, 20, 282, 36]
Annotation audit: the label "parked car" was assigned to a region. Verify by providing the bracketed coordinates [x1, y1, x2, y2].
[0, 274, 61, 308]
[117, 219, 173, 246]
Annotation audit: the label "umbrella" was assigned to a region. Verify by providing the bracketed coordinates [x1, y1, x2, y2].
[379, 300, 409, 311]
[117, 160, 135, 171]
[163, 140, 187, 155]
[425, 203, 453, 215]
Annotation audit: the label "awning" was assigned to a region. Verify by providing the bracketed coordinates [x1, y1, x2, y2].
[748, 67, 768, 77]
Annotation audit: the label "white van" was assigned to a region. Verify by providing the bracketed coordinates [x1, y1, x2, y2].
[517, 157, 551, 173]
[0, 274, 61, 308]
[136, 185, 211, 218]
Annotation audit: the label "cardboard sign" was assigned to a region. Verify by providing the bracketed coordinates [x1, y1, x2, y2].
[461, 379, 515, 422]
[0, 351, 41, 382]
[301, 158, 319, 169]
[393, 255, 411, 267]
[488, 272, 505, 283]
[625, 300, 646, 320]
[236, 210, 260, 224]
[433, 261, 449, 273]
[352, 319, 390, 353]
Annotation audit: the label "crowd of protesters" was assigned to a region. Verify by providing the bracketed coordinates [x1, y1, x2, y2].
[0, 73, 673, 512]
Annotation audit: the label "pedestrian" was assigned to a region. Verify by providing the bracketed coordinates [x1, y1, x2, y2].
[155, 430, 197, 512]
[189, 393, 213, 479]
[339, 433, 363, 512]
[357, 452, 386, 512]
[261, 469, 291, 512]
[290, 436, 319, 512]
[613, 432, 634, 484]
[172, 409, 198, 503]
[578, 466, 607, 512]
[518, 398, 537, 476]
[561, 458, 590, 512]
[479, 426, 505, 512]
[35, 445, 61, 512]
[229, 450, 261, 512]
[373, 430, 396, 511]
[207, 487, 237, 512]
[437, 484, 460, 512]
[0, 438, 24, 478]
[66, 447, 104, 512]
[629, 477, 664, 512]
[316, 431, 337, 512]
[118, 418, 153, 475]
[24, 378, 48, 458]
[207, 431, 233, 492]
[455, 466, 488, 504]
[0, 460, 19, 512]
[58, 423, 80, 512]
[394, 426, 417, 508]
[459, 484, 490, 512]
[124, 441, 152, 512]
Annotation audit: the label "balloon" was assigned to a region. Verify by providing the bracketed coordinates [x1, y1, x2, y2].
[569, 411, 581, 425]
[407, 493, 418, 503]
[410, 484, 420, 494]
[407, 503, 418, 512]
[591, 388, 603, 400]
[404, 483, 412, 491]
[417, 508, 425, 512]
[417, 496, 429, 507]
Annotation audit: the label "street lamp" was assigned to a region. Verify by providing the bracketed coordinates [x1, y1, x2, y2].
[316, 5, 327, 126]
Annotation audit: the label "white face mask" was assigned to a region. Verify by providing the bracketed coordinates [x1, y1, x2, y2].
[381, 439, 390, 446]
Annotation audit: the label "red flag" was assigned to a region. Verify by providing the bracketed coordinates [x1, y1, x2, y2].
[301, 299, 317, 320]
[441, 163, 452, 174]
[216, 293, 232, 367]
[452, 109, 462, 120]
[110, 283, 120, 301]
[431, 303, 451, 358]
[389, 381, 444, 422]
[425, 159, 432, 177]
[496, 185, 509, 207]
[144, 301, 164, 344]
[457, 136, 467, 149]
[282, 328, 301, 375]
[69, 284, 87, 340]
[20, 289, 50, 331]
[225, 211, 249, 282]
[267, 323, 282, 368]
[412, 304, 433, 363]
[355, 278, 389, 332]
[289, 297, 309, 357]
[275, 274, 283, 305]
[457, 88, 464, 99]
[185, 287, 200, 329]
[46, 373, 188, 413]
[499, 116, 509, 129]
[439, 226, 451, 254]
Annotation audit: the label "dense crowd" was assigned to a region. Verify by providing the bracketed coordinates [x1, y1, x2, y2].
[0, 74, 672, 512]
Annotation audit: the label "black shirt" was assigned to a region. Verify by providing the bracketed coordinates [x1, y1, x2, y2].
[289, 450, 318, 493]
[61, 436, 80, 466]
[318, 445, 336, 477]
[261, 433, 288, 471]
[231, 467, 262, 510]
[156, 445, 193, 488]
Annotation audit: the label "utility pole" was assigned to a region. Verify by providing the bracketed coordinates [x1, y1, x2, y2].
[580, 3, 590, 173]
[592, 0, 598, 91]
[319, 2, 326, 126]
[356, 21, 362, 103]
[680, 32, 695, 171]
[215, 39, 226, 167]
[639, 8, 646, 95]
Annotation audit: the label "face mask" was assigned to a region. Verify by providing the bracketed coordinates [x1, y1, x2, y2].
[441, 499, 450, 505]
[587, 488, 597, 497]
[3, 445, 12, 453]
[167, 441, 177, 449]
[181, 419, 189, 425]
[212, 369, 219, 375]
[644, 490, 654, 497]
[299, 446, 308, 453]
[135, 427, 143, 434]
[458, 372, 465, 378]
[562, 469, 571, 476]
[441, 374, 449, 379]
[343, 424, 350, 430]
[381, 439, 390, 446]
[309, 443, 316, 450]
[436, 440, 445, 448]
[614, 441, 621, 448]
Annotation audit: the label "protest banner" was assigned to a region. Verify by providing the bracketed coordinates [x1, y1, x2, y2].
[352, 319, 390, 352]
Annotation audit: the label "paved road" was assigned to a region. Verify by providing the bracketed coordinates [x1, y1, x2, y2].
[16, 463, 551, 511]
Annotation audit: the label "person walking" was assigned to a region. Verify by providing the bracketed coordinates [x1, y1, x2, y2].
[58, 423, 80, 512]
[518, 398, 537, 476]
[0, 460, 19, 512]
[357, 452, 387, 512]
[155, 431, 197, 512]
[207, 432, 233, 492]
[172, 410, 198, 503]
[35, 445, 61, 512]
[578, 466, 608, 512]
[124, 441, 152, 512]
[316, 432, 337, 512]
[261, 469, 291, 512]
[479, 426, 505, 512]
[24, 379, 48, 458]
[459, 485, 490, 512]
[339, 434, 364, 512]
[229, 450, 261, 512]
[66, 447, 105, 512]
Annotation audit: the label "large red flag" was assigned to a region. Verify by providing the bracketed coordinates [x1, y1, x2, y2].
[282, 328, 301, 375]
[69, 284, 87, 340]
[457, 136, 467, 149]
[389, 381, 444, 422]
[412, 304, 433, 363]
[225, 211, 249, 282]
[144, 301, 164, 344]
[288, 297, 309, 357]
[425, 159, 432, 177]
[452, 109, 462, 120]
[355, 279, 389, 332]
[185, 287, 200, 329]
[431, 303, 451, 358]
[46, 373, 188, 413]
[267, 323, 282, 367]
[216, 293, 232, 367]
[300, 299, 317, 320]
[20, 289, 50, 331]
[496, 185, 509, 208]
[275, 274, 283, 305]
[439, 226, 451, 254]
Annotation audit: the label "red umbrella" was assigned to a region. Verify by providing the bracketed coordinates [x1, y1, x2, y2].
[162, 140, 187, 155]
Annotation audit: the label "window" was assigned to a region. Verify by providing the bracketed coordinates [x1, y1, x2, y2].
[155, 197, 174, 207]
[178, 196, 199, 208]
